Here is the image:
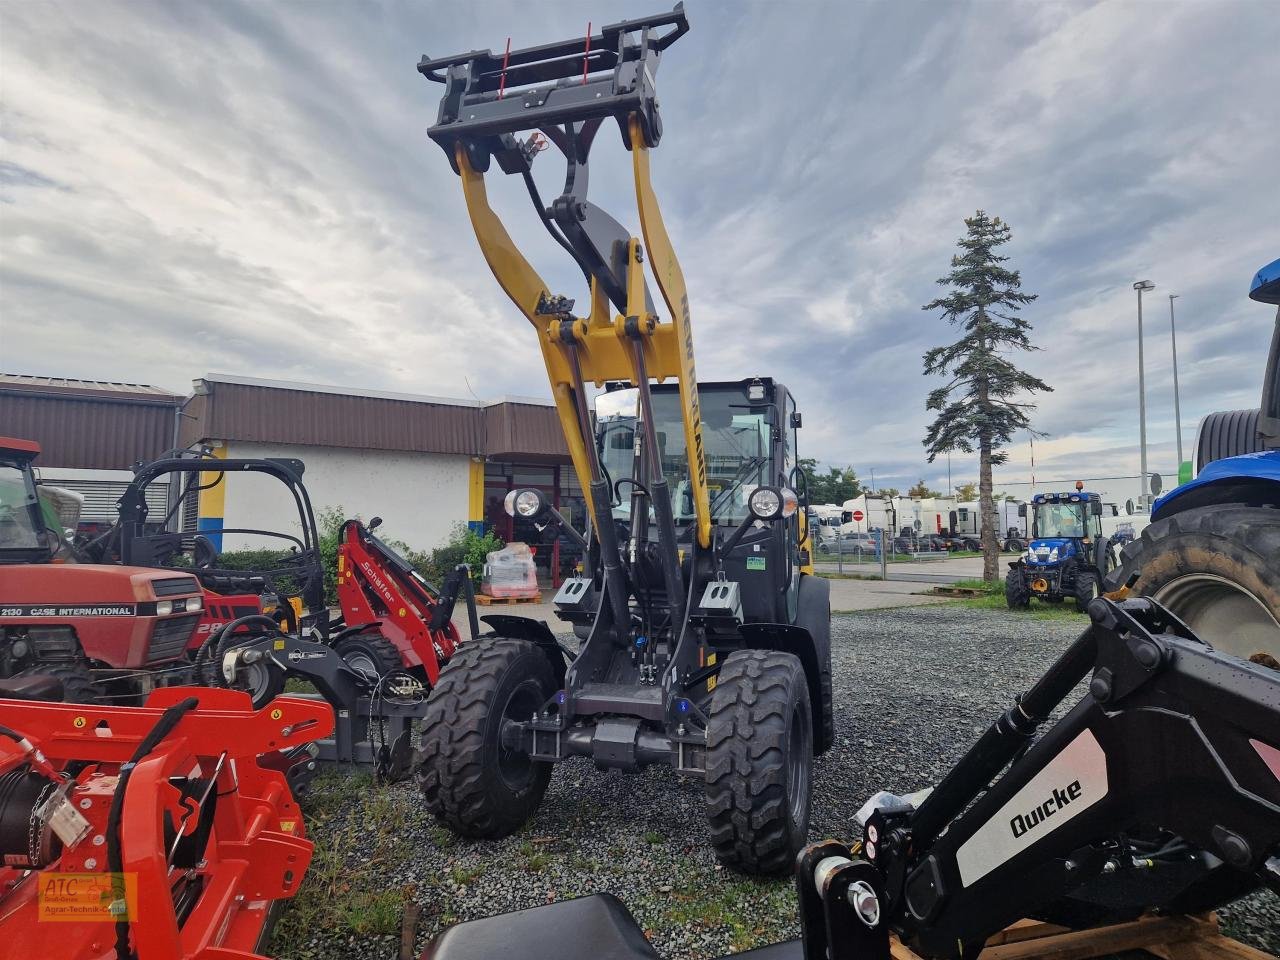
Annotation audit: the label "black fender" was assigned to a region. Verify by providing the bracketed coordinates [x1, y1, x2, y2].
[739, 574, 832, 753]
[480, 614, 570, 691]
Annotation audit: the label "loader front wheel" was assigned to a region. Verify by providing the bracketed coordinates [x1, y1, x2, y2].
[706, 650, 812, 875]
[416, 636, 554, 839]
[1108, 503, 1280, 664]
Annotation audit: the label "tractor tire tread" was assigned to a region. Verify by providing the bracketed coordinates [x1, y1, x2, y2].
[1105, 502, 1280, 658]
[1005, 567, 1030, 609]
[706, 649, 811, 875]
[416, 636, 552, 839]
[334, 630, 403, 679]
[42, 663, 99, 704]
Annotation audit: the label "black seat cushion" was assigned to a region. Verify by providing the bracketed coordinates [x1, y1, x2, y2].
[421, 894, 660, 960]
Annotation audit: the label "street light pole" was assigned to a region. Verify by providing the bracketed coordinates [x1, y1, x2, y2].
[1134, 280, 1155, 508]
[1169, 293, 1184, 469]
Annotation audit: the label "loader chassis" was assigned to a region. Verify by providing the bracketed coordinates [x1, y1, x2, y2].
[416, 5, 831, 872]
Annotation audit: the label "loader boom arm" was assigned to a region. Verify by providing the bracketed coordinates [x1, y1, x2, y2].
[427, 4, 710, 547]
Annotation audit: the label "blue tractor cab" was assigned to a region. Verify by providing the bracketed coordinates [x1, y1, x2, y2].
[1105, 258, 1279, 662]
[1005, 483, 1113, 612]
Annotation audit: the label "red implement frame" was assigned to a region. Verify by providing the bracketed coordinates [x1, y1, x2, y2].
[334, 520, 462, 684]
[0, 687, 333, 960]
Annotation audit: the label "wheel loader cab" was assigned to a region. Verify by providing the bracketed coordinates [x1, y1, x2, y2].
[598, 377, 804, 625]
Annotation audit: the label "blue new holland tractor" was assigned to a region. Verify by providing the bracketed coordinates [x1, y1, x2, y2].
[1005, 484, 1115, 612]
[1106, 258, 1280, 663]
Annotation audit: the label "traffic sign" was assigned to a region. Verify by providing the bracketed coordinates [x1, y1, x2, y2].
[852, 509, 865, 522]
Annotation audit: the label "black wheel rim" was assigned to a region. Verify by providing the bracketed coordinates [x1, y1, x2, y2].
[786, 704, 812, 826]
[242, 661, 276, 706]
[496, 678, 545, 790]
[344, 648, 380, 682]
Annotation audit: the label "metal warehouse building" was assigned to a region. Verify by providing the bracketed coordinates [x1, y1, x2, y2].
[2, 372, 581, 583]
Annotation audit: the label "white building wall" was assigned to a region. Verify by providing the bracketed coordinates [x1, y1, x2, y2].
[220, 441, 472, 553]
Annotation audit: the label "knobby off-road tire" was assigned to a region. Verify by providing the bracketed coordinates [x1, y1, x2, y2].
[1107, 503, 1280, 663]
[1005, 568, 1030, 609]
[44, 663, 98, 704]
[1074, 571, 1100, 613]
[706, 650, 813, 875]
[334, 630, 403, 682]
[416, 636, 554, 839]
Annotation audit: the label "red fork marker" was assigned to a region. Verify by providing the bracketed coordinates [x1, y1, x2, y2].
[582, 22, 592, 84]
[498, 37, 511, 99]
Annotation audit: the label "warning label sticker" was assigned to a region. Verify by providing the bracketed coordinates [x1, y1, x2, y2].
[38, 873, 137, 922]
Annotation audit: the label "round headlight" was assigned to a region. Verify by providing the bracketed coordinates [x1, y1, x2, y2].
[504, 488, 545, 519]
[747, 486, 795, 521]
[748, 487, 782, 520]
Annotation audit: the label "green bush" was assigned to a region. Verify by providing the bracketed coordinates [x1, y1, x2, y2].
[418, 524, 504, 587]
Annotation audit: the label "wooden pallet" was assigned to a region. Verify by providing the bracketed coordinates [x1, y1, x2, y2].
[890, 914, 1271, 960]
[474, 593, 542, 605]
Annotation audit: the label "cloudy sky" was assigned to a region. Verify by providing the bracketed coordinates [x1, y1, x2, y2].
[3, 1, 1277, 494]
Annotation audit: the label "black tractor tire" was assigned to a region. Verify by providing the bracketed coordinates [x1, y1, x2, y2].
[334, 630, 404, 683]
[44, 663, 99, 704]
[1107, 503, 1280, 663]
[196, 630, 285, 709]
[1074, 571, 1100, 613]
[706, 650, 813, 875]
[416, 636, 554, 839]
[1005, 568, 1030, 609]
[795, 574, 833, 756]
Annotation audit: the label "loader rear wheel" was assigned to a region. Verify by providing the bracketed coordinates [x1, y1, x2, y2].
[334, 631, 402, 682]
[706, 650, 812, 875]
[1108, 503, 1280, 663]
[44, 663, 98, 704]
[1005, 568, 1030, 609]
[416, 636, 554, 839]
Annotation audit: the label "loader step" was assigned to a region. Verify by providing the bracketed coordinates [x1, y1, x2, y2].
[474, 593, 541, 606]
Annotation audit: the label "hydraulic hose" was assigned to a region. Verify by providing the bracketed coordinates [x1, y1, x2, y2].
[107, 696, 199, 960]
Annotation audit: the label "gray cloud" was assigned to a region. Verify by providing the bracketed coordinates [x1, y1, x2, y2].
[2, 0, 1277, 493]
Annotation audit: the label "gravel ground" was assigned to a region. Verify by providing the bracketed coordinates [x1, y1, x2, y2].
[271, 605, 1279, 959]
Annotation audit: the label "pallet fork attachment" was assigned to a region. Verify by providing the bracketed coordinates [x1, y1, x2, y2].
[420, 3, 710, 553]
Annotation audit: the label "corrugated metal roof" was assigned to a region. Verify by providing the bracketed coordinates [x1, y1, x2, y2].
[0, 373, 181, 403]
[5, 371, 570, 465]
[483, 402, 570, 460]
[188, 379, 481, 454]
[0, 381, 180, 470]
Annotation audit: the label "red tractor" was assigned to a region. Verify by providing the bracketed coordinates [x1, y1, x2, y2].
[0, 437, 207, 703]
